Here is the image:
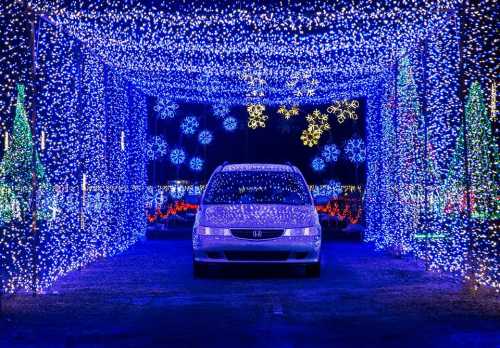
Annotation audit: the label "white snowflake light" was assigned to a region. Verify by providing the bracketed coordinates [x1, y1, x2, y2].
[321, 144, 340, 163]
[170, 148, 186, 165]
[198, 130, 213, 145]
[344, 137, 366, 164]
[154, 99, 179, 120]
[212, 104, 230, 119]
[180, 116, 199, 135]
[146, 136, 168, 160]
[223, 116, 238, 131]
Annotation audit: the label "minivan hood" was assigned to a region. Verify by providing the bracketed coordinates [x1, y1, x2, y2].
[199, 204, 317, 228]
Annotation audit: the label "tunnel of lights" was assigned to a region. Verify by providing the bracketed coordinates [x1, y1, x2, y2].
[0, 1, 498, 293]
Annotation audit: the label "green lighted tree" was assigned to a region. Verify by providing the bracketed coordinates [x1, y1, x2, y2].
[445, 81, 499, 220]
[0, 84, 51, 223]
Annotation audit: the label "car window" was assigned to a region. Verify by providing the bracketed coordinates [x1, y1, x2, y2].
[203, 171, 311, 205]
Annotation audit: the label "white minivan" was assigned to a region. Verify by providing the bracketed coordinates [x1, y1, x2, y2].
[192, 163, 321, 276]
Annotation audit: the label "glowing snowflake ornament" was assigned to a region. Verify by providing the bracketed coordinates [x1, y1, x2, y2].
[301, 109, 330, 147]
[198, 130, 213, 145]
[189, 157, 204, 171]
[301, 126, 322, 147]
[223, 116, 238, 131]
[321, 144, 340, 163]
[180, 116, 199, 135]
[170, 148, 186, 165]
[169, 183, 186, 200]
[327, 179, 343, 198]
[327, 100, 359, 124]
[344, 137, 366, 164]
[146, 136, 168, 160]
[277, 105, 300, 120]
[154, 99, 179, 120]
[286, 70, 319, 97]
[212, 104, 230, 119]
[311, 157, 326, 172]
[247, 103, 268, 129]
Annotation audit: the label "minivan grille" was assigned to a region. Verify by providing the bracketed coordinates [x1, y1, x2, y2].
[224, 251, 289, 261]
[231, 229, 284, 240]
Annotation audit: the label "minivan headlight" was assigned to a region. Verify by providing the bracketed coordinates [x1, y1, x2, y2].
[284, 227, 320, 236]
[198, 226, 231, 236]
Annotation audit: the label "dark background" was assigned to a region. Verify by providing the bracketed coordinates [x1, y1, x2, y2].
[147, 98, 366, 186]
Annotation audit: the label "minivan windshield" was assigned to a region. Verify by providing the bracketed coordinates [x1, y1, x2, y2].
[203, 171, 311, 205]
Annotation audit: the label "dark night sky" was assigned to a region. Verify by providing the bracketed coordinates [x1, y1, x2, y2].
[147, 98, 366, 186]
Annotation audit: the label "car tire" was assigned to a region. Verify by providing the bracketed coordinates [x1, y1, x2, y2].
[305, 262, 321, 277]
[193, 260, 207, 278]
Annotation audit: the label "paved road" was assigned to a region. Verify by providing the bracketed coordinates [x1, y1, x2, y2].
[1, 239, 499, 348]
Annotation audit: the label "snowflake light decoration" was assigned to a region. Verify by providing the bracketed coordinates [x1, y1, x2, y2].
[169, 183, 186, 200]
[154, 99, 179, 120]
[145, 187, 165, 208]
[277, 105, 300, 120]
[327, 179, 343, 198]
[301, 109, 330, 146]
[300, 126, 322, 147]
[241, 61, 266, 98]
[170, 148, 186, 165]
[146, 136, 168, 160]
[247, 103, 268, 129]
[212, 104, 230, 119]
[344, 137, 366, 164]
[223, 116, 238, 131]
[189, 156, 204, 171]
[187, 185, 204, 196]
[286, 70, 319, 97]
[180, 115, 199, 135]
[321, 144, 340, 163]
[311, 156, 326, 172]
[198, 130, 213, 145]
[327, 100, 359, 124]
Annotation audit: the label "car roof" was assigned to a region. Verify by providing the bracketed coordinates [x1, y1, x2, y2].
[219, 163, 298, 173]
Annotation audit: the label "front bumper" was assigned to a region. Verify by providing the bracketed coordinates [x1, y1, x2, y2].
[193, 234, 321, 263]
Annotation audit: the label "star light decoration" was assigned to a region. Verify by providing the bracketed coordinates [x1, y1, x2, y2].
[189, 156, 204, 172]
[180, 115, 199, 135]
[146, 136, 168, 160]
[300, 109, 330, 147]
[154, 99, 179, 120]
[344, 137, 366, 164]
[277, 105, 300, 120]
[247, 103, 268, 129]
[198, 130, 213, 145]
[170, 148, 186, 165]
[327, 100, 360, 123]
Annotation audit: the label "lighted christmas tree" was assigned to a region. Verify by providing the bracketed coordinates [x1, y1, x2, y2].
[393, 56, 426, 251]
[445, 81, 499, 220]
[0, 84, 51, 222]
